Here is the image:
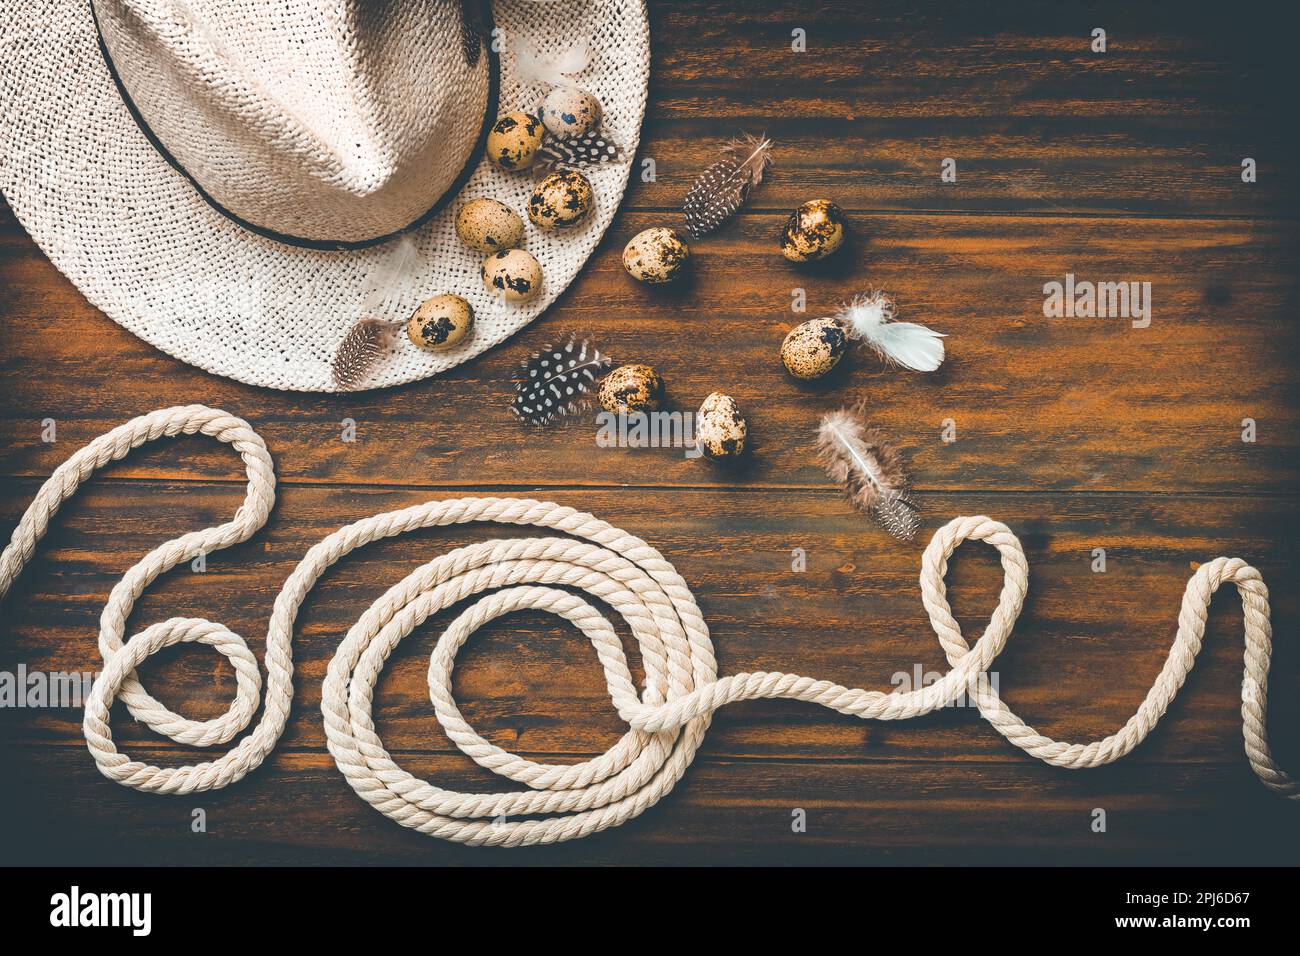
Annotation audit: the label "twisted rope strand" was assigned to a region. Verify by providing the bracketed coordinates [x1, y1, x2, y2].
[0, 405, 1293, 845]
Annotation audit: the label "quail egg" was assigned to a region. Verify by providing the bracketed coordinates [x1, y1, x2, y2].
[407, 294, 473, 351]
[598, 364, 664, 414]
[781, 317, 848, 380]
[487, 111, 544, 170]
[780, 199, 846, 262]
[455, 198, 524, 253]
[695, 392, 747, 461]
[528, 170, 593, 230]
[481, 248, 542, 303]
[540, 86, 602, 138]
[622, 227, 690, 284]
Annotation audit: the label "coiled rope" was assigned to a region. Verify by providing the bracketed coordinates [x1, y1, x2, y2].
[0, 405, 1294, 846]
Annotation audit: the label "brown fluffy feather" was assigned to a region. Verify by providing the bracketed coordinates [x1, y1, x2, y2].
[816, 409, 919, 541]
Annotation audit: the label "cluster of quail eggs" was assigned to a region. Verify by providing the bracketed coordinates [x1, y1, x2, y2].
[479, 114, 854, 463]
[774, 199, 853, 378]
[465, 90, 610, 309]
[606, 195, 854, 457]
[403, 93, 604, 355]
[618, 192, 847, 290]
[596, 361, 747, 463]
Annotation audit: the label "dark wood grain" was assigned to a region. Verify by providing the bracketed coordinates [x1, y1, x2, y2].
[9, 745, 1298, 866]
[2, 0, 1298, 865]
[3, 213, 1298, 493]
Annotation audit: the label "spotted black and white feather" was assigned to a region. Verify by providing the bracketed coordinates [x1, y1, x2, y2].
[535, 131, 625, 173]
[512, 336, 611, 425]
[816, 409, 919, 541]
[683, 133, 773, 239]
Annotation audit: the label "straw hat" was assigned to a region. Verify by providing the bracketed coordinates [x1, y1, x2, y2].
[0, 0, 649, 391]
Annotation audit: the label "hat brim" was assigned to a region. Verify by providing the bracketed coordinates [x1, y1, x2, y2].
[0, 0, 650, 392]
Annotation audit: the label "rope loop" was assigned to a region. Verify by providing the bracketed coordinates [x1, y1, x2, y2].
[0, 404, 1294, 844]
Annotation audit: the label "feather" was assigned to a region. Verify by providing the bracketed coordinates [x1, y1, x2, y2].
[683, 133, 774, 239]
[356, 237, 422, 316]
[457, 0, 483, 67]
[512, 335, 611, 425]
[835, 292, 945, 372]
[534, 131, 625, 172]
[816, 409, 919, 541]
[331, 237, 423, 389]
[331, 318, 401, 390]
[514, 38, 591, 87]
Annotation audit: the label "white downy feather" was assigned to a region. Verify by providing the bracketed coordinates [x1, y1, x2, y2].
[836, 293, 945, 372]
[514, 39, 591, 87]
[358, 236, 421, 318]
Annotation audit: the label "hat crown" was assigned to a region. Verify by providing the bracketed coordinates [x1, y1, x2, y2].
[94, 0, 489, 244]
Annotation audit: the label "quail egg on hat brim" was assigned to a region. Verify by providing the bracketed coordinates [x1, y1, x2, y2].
[528, 171, 594, 230]
[455, 197, 524, 254]
[408, 294, 474, 351]
[540, 86, 602, 138]
[482, 248, 543, 303]
[487, 111, 544, 171]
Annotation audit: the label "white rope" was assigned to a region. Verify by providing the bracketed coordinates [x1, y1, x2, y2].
[0, 405, 1294, 846]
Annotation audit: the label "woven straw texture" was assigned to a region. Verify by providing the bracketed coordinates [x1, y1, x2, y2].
[0, 0, 650, 392]
[94, 0, 490, 244]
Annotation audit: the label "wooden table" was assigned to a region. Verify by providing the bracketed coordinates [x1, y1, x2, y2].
[2, 1, 1298, 865]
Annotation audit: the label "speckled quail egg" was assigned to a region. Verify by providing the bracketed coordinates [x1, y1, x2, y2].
[780, 199, 846, 262]
[455, 198, 524, 253]
[540, 86, 602, 138]
[407, 294, 473, 351]
[695, 392, 747, 461]
[623, 227, 690, 284]
[528, 170, 593, 230]
[598, 364, 664, 414]
[487, 111, 544, 170]
[481, 248, 542, 303]
[781, 317, 848, 380]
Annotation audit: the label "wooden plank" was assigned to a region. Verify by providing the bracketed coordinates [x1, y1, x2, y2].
[647, 2, 1294, 120]
[2, 213, 1296, 493]
[4, 744, 1297, 866]
[632, 1, 1300, 217]
[630, 116, 1298, 219]
[2, 483, 1296, 775]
